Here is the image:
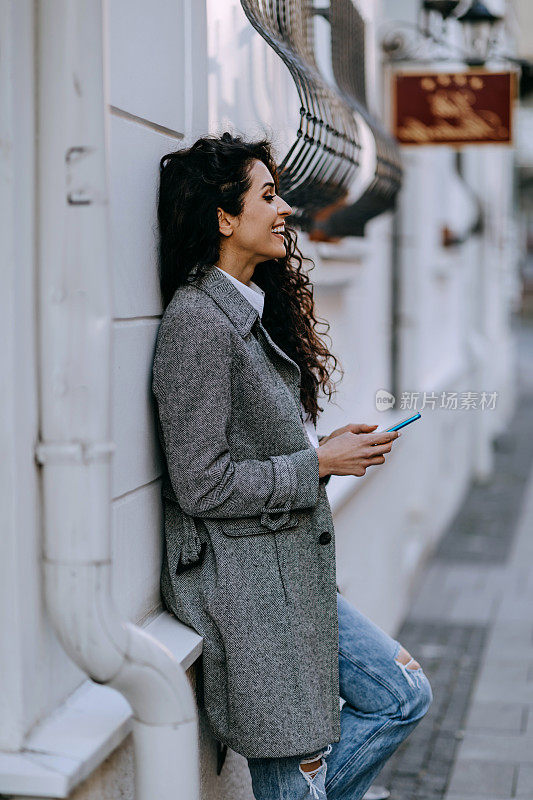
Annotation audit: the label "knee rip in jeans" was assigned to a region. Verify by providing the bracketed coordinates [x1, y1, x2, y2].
[394, 644, 422, 689]
[299, 744, 332, 798]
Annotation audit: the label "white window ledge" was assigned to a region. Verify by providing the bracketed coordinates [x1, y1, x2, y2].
[0, 614, 203, 798]
[310, 264, 358, 290]
[312, 234, 372, 264]
[299, 232, 367, 291]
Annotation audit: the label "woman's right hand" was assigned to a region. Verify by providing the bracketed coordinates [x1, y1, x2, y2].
[316, 429, 401, 478]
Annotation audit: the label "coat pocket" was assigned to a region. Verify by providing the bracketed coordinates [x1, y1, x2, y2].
[216, 513, 301, 537]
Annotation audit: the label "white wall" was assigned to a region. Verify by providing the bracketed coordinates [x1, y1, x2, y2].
[0, 0, 209, 762]
[107, 0, 208, 626]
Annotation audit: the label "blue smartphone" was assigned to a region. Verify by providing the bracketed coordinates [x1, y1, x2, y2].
[385, 412, 421, 432]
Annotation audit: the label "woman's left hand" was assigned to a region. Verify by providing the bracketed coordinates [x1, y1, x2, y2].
[319, 423, 379, 446]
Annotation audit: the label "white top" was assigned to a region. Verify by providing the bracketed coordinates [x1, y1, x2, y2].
[214, 267, 320, 448]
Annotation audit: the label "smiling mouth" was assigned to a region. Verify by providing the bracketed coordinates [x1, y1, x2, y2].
[272, 226, 285, 240]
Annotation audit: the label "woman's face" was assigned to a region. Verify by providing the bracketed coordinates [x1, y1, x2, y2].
[218, 159, 292, 265]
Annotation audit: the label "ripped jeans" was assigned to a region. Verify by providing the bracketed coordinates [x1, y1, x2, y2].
[247, 591, 433, 800]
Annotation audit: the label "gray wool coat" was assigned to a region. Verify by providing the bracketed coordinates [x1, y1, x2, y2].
[151, 266, 341, 760]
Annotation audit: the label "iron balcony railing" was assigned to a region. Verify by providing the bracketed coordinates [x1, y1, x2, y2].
[240, 0, 362, 231]
[240, 0, 403, 237]
[315, 0, 403, 237]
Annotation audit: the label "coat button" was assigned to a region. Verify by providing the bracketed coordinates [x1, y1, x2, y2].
[319, 530, 331, 545]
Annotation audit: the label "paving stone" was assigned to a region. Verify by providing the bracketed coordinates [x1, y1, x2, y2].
[497, 595, 533, 623]
[526, 708, 533, 735]
[516, 763, 533, 797]
[471, 677, 533, 705]
[409, 573, 456, 621]
[446, 796, 514, 800]
[464, 701, 525, 732]
[446, 759, 515, 796]
[477, 661, 532, 685]
[448, 590, 501, 625]
[395, 745, 427, 776]
[485, 622, 533, 663]
[418, 769, 448, 793]
[456, 731, 533, 764]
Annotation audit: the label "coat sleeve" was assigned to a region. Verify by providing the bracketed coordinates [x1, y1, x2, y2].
[152, 306, 321, 528]
[317, 436, 332, 486]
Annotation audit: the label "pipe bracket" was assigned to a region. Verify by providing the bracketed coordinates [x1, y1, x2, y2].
[35, 440, 115, 465]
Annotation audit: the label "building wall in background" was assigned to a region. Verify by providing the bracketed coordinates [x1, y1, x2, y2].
[0, 1, 522, 798]
[513, 0, 533, 58]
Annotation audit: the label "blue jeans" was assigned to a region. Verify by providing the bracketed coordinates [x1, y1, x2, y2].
[247, 592, 433, 799]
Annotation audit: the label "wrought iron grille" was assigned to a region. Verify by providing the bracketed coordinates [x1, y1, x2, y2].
[321, 0, 403, 237]
[240, 0, 362, 230]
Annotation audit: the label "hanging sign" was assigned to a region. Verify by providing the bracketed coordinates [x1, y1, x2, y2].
[393, 71, 515, 146]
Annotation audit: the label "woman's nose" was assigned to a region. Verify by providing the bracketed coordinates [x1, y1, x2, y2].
[278, 197, 292, 216]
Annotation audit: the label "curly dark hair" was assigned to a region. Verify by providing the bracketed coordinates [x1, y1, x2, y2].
[157, 131, 343, 426]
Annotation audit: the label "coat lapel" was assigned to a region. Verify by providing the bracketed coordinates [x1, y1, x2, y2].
[194, 267, 302, 398]
[193, 267, 259, 337]
[254, 322, 302, 410]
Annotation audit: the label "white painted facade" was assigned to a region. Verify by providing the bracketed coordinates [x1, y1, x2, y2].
[0, 1, 522, 798]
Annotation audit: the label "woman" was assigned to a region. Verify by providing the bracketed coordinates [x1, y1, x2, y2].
[152, 132, 433, 800]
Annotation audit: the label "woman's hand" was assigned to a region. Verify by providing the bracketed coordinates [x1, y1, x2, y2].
[316, 425, 400, 478]
[318, 423, 379, 445]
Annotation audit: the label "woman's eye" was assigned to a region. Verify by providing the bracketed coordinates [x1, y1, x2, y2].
[264, 194, 275, 202]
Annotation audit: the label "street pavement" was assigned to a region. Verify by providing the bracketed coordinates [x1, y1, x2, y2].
[375, 314, 533, 800]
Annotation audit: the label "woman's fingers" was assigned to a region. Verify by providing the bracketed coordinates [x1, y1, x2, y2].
[368, 430, 399, 446]
[360, 437, 394, 456]
[344, 423, 379, 435]
[365, 455, 386, 466]
[366, 441, 393, 456]
[358, 429, 399, 468]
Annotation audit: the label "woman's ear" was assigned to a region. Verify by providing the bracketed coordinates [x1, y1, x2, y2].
[217, 207, 233, 238]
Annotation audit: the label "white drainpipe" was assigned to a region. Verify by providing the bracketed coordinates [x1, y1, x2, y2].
[34, 2, 199, 797]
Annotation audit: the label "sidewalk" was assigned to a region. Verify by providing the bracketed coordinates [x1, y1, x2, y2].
[376, 314, 533, 800]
